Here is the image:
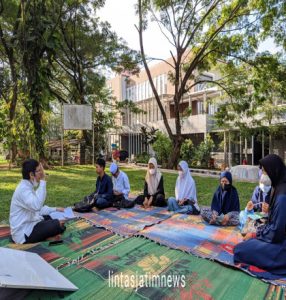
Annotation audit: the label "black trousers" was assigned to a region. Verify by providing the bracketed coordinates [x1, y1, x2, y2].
[134, 194, 166, 207]
[25, 215, 66, 243]
[112, 194, 125, 203]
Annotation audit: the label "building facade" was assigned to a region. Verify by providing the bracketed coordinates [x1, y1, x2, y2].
[107, 59, 286, 166]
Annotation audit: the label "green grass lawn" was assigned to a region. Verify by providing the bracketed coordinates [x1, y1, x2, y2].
[0, 165, 256, 221]
[0, 156, 8, 165]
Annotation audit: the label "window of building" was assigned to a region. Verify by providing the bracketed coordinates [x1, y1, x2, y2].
[208, 103, 218, 115]
[197, 101, 204, 114]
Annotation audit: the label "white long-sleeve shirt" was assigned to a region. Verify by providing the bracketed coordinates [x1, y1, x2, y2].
[9, 180, 56, 244]
[112, 171, 130, 200]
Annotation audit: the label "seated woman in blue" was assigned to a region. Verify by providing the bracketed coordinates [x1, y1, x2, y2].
[239, 174, 271, 231]
[201, 171, 240, 226]
[234, 154, 286, 276]
[167, 161, 200, 214]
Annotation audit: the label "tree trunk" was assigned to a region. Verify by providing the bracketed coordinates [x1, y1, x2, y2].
[80, 140, 86, 165]
[167, 137, 183, 169]
[31, 100, 46, 161]
[269, 133, 273, 154]
[11, 142, 17, 162]
[224, 130, 227, 165]
[80, 130, 93, 164]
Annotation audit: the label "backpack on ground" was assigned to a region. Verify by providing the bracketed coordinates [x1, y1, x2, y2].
[74, 192, 97, 213]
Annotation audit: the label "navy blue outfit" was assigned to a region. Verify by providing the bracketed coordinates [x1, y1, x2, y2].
[234, 154, 286, 276]
[201, 171, 240, 226]
[211, 185, 240, 215]
[95, 173, 113, 209]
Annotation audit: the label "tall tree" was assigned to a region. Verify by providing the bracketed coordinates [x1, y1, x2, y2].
[214, 53, 286, 155]
[53, 0, 139, 163]
[137, 0, 263, 168]
[0, 0, 22, 161]
[17, 0, 67, 161]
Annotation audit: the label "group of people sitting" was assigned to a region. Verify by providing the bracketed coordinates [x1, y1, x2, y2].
[9, 154, 286, 277]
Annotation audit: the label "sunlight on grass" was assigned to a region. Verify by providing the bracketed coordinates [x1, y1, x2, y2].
[0, 165, 256, 221]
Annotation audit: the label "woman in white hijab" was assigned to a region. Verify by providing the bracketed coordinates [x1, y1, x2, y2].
[135, 157, 166, 208]
[167, 161, 200, 214]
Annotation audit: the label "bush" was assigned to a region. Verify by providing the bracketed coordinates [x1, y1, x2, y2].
[193, 134, 215, 167]
[180, 139, 194, 164]
[152, 132, 172, 167]
[135, 152, 150, 164]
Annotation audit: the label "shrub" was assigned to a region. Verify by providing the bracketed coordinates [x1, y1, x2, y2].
[135, 152, 150, 164]
[193, 134, 215, 167]
[180, 139, 194, 164]
[152, 132, 172, 167]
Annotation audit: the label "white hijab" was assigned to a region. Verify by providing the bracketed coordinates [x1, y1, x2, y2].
[145, 157, 162, 195]
[175, 161, 197, 202]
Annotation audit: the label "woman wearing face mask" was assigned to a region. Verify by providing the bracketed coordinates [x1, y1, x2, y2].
[134, 157, 166, 208]
[234, 154, 286, 276]
[167, 161, 200, 214]
[239, 174, 271, 233]
[201, 171, 240, 226]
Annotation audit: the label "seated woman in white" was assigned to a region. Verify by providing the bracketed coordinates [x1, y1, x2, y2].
[167, 161, 200, 214]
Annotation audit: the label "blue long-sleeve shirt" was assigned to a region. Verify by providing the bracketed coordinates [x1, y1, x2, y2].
[95, 173, 113, 201]
[251, 186, 271, 211]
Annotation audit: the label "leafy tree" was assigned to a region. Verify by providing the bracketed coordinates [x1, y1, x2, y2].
[193, 134, 215, 167]
[214, 53, 286, 155]
[52, 0, 140, 163]
[0, 0, 140, 163]
[136, 0, 263, 168]
[254, 0, 286, 49]
[152, 131, 172, 167]
[0, 0, 22, 161]
[180, 139, 194, 164]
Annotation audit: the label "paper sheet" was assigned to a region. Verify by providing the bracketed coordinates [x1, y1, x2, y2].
[50, 207, 75, 220]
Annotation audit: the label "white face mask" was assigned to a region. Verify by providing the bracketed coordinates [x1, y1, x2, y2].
[149, 169, 156, 175]
[259, 183, 271, 194]
[178, 171, 184, 178]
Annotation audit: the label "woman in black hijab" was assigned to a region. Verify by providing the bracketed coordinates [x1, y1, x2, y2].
[234, 154, 286, 276]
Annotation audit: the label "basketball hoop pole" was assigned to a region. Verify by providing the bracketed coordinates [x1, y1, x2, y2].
[61, 103, 64, 167]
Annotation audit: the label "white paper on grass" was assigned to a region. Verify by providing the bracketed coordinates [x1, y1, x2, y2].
[50, 207, 75, 221]
[0, 247, 78, 291]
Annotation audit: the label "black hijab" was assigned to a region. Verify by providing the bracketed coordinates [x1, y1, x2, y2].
[259, 154, 286, 220]
[211, 171, 240, 214]
[259, 154, 286, 188]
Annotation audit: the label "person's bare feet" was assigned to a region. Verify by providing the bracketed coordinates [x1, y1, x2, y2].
[221, 215, 230, 226]
[209, 217, 216, 225]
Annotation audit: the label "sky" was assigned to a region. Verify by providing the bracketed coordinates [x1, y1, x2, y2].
[98, 0, 173, 60]
[98, 0, 280, 62]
